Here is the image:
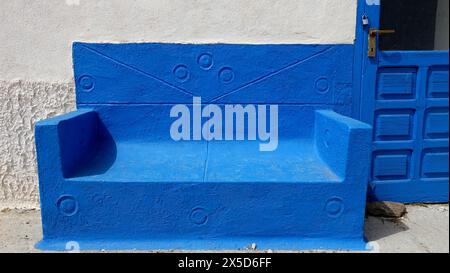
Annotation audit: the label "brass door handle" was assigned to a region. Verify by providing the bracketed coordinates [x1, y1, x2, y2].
[368, 28, 396, 58]
[369, 29, 396, 36]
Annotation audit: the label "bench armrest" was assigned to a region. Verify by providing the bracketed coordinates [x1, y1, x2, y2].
[314, 110, 372, 182]
[35, 109, 98, 179]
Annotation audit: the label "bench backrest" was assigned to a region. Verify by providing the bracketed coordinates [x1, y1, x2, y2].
[73, 43, 354, 140]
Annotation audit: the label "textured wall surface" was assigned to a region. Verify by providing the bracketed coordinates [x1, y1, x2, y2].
[0, 81, 75, 209]
[0, 0, 357, 209]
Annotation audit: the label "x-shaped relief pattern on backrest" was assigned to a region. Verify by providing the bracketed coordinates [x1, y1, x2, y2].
[73, 43, 354, 106]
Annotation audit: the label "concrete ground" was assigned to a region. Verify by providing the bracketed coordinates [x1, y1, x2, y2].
[0, 204, 448, 253]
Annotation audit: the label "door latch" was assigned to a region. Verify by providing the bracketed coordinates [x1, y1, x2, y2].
[368, 28, 395, 58]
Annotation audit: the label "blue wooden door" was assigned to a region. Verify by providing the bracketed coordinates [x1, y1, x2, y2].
[359, 0, 449, 202]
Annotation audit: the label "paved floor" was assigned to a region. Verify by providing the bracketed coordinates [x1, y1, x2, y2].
[0, 204, 448, 253]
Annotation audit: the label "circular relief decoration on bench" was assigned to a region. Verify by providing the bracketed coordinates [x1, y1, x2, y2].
[173, 64, 190, 82]
[57, 195, 79, 216]
[219, 67, 234, 83]
[190, 207, 208, 225]
[78, 75, 95, 92]
[325, 197, 344, 217]
[315, 77, 330, 94]
[198, 53, 214, 70]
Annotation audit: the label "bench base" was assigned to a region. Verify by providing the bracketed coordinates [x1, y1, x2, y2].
[36, 180, 368, 251]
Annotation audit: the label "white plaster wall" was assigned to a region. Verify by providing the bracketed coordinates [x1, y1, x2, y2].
[1, 0, 358, 81]
[0, 0, 358, 209]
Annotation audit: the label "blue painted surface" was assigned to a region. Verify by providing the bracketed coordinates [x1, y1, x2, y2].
[35, 43, 372, 250]
[357, 0, 449, 203]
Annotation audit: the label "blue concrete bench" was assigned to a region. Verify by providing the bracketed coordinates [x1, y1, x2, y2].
[35, 43, 372, 250]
